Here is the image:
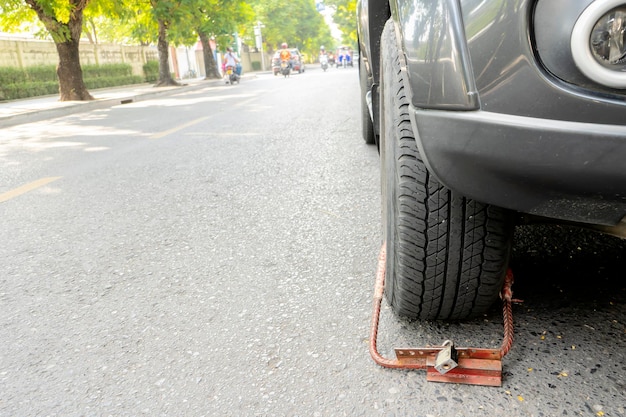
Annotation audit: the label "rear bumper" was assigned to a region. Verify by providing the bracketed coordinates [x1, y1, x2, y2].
[411, 108, 626, 225]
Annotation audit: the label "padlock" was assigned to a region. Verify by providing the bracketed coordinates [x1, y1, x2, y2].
[434, 340, 458, 374]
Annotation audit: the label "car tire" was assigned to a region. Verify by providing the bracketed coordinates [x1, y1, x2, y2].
[359, 53, 376, 145]
[379, 19, 513, 321]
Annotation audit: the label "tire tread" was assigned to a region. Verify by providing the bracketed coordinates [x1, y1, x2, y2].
[381, 20, 513, 320]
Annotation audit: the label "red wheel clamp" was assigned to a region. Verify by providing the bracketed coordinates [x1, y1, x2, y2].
[369, 244, 516, 387]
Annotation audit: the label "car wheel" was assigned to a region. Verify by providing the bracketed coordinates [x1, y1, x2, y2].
[359, 53, 376, 145]
[379, 20, 513, 321]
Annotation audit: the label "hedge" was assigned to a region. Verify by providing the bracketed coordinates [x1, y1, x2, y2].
[143, 61, 159, 83]
[0, 81, 59, 100]
[0, 63, 153, 101]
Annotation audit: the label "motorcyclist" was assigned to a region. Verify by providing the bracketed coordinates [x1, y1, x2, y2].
[223, 47, 239, 71]
[279, 43, 291, 68]
[223, 47, 240, 83]
[319, 45, 328, 69]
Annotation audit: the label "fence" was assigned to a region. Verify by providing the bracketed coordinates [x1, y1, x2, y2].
[0, 37, 157, 77]
[0, 37, 274, 81]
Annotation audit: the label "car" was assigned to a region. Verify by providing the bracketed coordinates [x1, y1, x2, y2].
[357, 0, 626, 321]
[289, 48, 305, 73]
[271, 52, 281, 76]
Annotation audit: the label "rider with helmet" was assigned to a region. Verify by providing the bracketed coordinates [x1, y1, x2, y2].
[279, 42, 291, 68]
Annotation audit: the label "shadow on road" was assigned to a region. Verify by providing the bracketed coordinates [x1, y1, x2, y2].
[510, 224, 626, 308]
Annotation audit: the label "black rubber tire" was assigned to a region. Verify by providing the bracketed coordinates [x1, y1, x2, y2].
[379, 20, 513, 321]
[359, 54, 376, 145]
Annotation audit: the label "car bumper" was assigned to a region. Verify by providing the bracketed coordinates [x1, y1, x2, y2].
[411, 107, 626, 226]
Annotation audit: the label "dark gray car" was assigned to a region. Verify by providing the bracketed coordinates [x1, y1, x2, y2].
[357, 0, 626, 321]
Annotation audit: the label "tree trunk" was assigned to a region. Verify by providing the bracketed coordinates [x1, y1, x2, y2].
[198, 31, 221, 79]
[155, 19, 180, 87]
[55, 38, 94, 101]
[25, 0, 93, 101]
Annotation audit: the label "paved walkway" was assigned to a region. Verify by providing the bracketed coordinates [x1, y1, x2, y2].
[0, 75, 247, 128]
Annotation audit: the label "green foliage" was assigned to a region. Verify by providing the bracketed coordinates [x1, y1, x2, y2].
[84, 74, 143, 88]
[325, 0, 357, 46]
[246, 0, 331, 56]
[83, 62, 133, 78]
[0, 64, 59, 100]
[0, 81, 59, 100]
[0, 0, 41, 33]
[143, 60, 159, 82]
[0, 63, 145, 100]
[0, 65, 58, 84]
[251, 61, 261, 71]
[0, 67, 27, 85]
[1, 0, 339, 83]
[24, 65, 59, 81]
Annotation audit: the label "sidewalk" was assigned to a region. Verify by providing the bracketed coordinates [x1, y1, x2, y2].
[0, 75, 244, 128]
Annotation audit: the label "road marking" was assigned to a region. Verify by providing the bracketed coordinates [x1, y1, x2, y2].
[183, 132, 263, 137]
[0, 177, 62, 203]
[151, 116, 211, 139]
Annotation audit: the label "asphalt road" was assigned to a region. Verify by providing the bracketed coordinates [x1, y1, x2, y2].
[0, 67, 624, 417]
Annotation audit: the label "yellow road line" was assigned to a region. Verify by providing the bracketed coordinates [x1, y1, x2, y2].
[0, 177, 62, 203]
[151, 116, 211, 139]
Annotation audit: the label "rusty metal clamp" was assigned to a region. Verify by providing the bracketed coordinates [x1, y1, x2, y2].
[369, 244, 516, 387]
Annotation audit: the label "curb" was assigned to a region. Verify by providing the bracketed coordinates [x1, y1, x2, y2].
[0, 76, 244, 129]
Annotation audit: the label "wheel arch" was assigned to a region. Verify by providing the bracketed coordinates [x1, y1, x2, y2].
[387, 0, 480, 111]
[358, 0, 390, 139]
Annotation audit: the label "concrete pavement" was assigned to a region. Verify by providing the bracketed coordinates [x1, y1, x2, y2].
[0, 74, 254, 129]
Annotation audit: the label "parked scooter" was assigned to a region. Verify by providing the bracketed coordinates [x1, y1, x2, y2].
[320, 55, 329, 71]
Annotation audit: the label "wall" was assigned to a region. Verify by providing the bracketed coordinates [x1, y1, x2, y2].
[0, 37, 273, 80]
[0, 38, 157, 76]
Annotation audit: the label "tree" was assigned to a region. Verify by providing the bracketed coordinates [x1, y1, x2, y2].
[1, 0, 95, 100]
[197, 30, 221, 79]
[325, 0, 356, 46]
[148, 0, 194, 86]
[190, 0, 253, 80]
[247, 0, 330, 56]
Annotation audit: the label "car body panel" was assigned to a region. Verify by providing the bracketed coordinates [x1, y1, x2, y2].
[391, 0, 479, 109]
[357, 0, 389, 86]
[413, 109, 626, 225]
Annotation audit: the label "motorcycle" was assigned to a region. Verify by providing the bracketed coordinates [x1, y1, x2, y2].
[225, 65, 239, 84]
[320, 55, 328, 72]
[280, 60, 291, 77]
[337, 53, 349, 68]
